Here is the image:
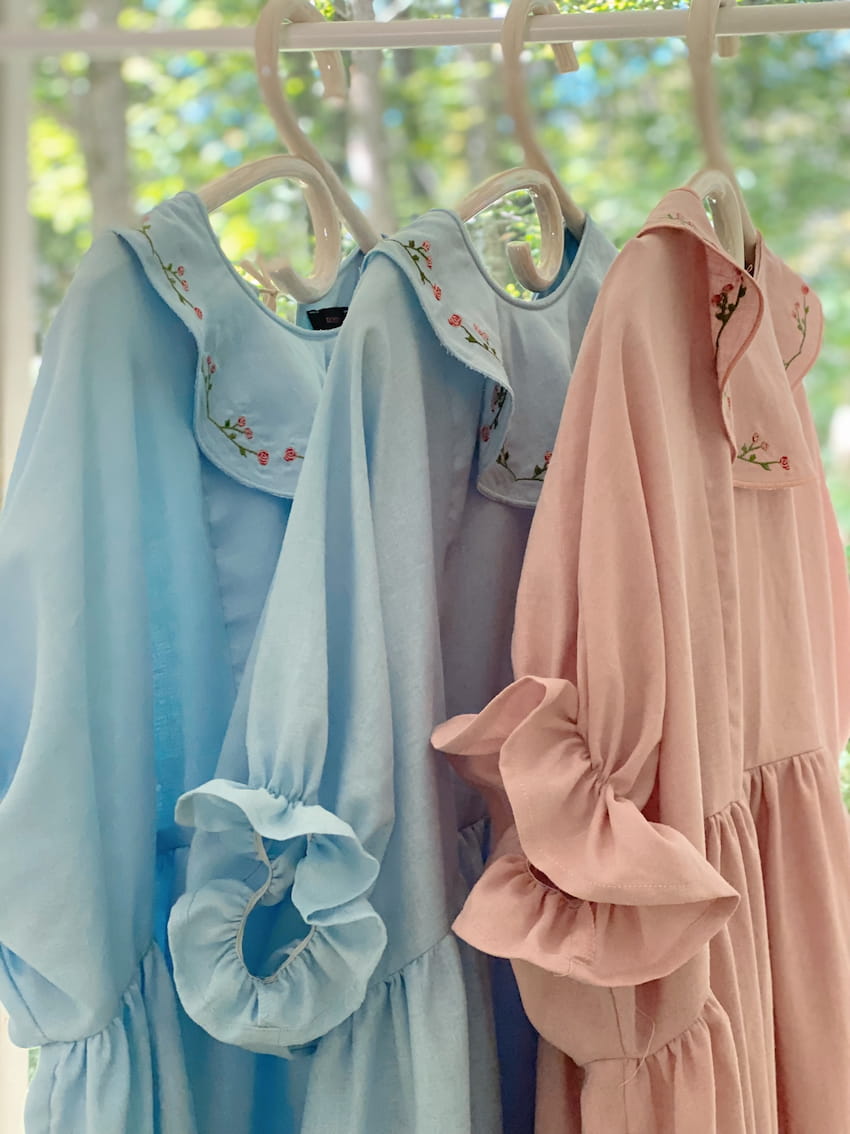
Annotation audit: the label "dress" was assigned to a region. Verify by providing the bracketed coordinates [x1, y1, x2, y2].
[166, 209, 616, 1134]
[433, 187, 850, 1133]
[0, 191, 365, 1134]
[0, 193, 616, 1133]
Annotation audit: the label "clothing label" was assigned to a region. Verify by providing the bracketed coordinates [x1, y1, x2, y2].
[307, 306, 349, 330]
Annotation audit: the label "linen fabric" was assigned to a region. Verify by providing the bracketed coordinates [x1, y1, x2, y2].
[433, 186, 850, 1133]
[0, 190, 617, 1134]
[167, 208, 617, 1134]
[0, 191, 364, 1134]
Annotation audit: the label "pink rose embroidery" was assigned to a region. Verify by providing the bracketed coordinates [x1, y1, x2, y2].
[194, 307, 203, 320]
[433, 284, 442, 301]
[784, 283, 811, 370]
[237, 416, 247, 427]
[244, 428, 253, 440]
[480, 425, 491, 443]
[544, 451, 552, 465]
[422, 241, 430, 252]
[258, 450, 270, 466]
[736, 435, 789, 472]
[448, 313, 462, 327]
[284, 447, 298, 462]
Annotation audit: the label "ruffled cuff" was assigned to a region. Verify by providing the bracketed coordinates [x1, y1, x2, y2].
[23, 943, 196, 1134]
[168, 780, 387, 1055]
[432, 676, 739, 987]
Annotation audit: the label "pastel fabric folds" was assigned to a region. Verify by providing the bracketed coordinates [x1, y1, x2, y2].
[433, 187, 850, 1132]
[0, 194, 366, 1134]
[170, 783, 386, 1052]
[168, 210, 617, 1133]
[0, 235, 202, 1134]
[434, 675, 738, 988]
[22, 945, 195, 1134]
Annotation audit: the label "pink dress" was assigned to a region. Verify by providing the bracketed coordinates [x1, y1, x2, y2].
[432, 187, 850, 1133]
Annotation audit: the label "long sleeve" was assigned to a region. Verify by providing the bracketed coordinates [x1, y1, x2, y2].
[167, 258, 471, 1060]
[0, 237, 198, 1133]
[433, 237, 740, 997]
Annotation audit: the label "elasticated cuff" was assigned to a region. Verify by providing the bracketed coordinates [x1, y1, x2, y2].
[433, 677, 739, 986]
[168, 779, 387, 1055]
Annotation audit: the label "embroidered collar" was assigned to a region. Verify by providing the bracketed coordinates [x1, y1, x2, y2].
[639, 187, 821, 488]
[117, 191, 364, 498]
[368, 210, 617, 508]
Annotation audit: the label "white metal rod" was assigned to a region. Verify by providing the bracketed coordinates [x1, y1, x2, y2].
[0, 3, 849, 56]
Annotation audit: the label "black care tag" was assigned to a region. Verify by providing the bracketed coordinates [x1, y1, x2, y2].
[306, 306, 349, 330]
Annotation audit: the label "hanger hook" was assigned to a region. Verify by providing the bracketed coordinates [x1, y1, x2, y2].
[197, 154, 343, 303]
[686, 0, 758, 265]
[501, 0, 585, 233]
[254, 0, 379, 251]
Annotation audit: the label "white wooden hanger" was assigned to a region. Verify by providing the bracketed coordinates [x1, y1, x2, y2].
[197, 154, 342, 304]
[455, 0, 591, 292]
[455, 169, 565, 294]
[500, 0, 587, 239]
[686, 0, 757, 268]
[254, 0, 380, 253]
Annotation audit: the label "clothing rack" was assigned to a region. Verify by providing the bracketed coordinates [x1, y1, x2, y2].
[2, 2, 850, 57]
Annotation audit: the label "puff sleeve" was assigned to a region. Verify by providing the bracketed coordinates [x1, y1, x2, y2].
[432, 242, 739, 995]
[167, 259, 464, 1058]
[0, 237, 198, 1132]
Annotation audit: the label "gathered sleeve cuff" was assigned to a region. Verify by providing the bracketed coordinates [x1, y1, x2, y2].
[168, 781, 386, 1053]
[433, 676, 739, 987]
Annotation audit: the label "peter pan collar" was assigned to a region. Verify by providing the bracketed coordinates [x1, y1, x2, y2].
[368, 210, 616, 508]
[640, 187, 821, 488]
[117, 191, 364, 498]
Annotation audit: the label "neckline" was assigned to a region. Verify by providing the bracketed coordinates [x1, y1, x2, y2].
[427, 208, 595, 312]
[669, 187, 767, 287]
[179, 190, 364, 343]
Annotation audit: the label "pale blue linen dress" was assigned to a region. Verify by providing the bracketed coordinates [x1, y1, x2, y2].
[0, 189, 615, 1134]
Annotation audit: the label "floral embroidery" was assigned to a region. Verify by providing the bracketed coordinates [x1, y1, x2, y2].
[448, 314, 497, 357]
[479, 384, 508, 444]
[138, 220, 204, 320]
[666, 211, 700, 234]
[392, 238, 436, 287]
[201, 355, 302, 468]
[712, 277, 747, 358]
[783, 284, 810, 370]
[736, 431, 790, 472]
[389, 237, 499, 360]
[496, 446, 552, 483]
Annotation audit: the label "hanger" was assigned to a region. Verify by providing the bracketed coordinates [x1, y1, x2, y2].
[254, 0, 380, 253]
[456, 0, 588, 292]
[685, 0, 757, 268]
[500, 0, 586, 240]
[197, 154, 342, 304]
[455, 168, 565, 293]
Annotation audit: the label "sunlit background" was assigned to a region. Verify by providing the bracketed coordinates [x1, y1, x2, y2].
[1, 1, 849, 1127]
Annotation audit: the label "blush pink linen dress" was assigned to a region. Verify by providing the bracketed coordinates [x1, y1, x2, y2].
[432, 187, 850, 1133]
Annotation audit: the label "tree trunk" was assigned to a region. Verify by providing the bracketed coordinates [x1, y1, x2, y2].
[73, 0, 134, 232]
[346, 0, 397, 233]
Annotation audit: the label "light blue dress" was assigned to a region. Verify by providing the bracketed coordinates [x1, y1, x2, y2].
[0, 190, 615, 1134]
